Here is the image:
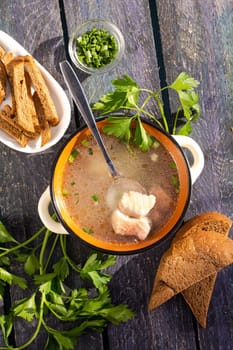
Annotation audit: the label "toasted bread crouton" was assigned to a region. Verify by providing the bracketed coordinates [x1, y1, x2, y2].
[0, 46, 5, 59]
[0, 51, 59, 148]
[0, 103, 37, 139]
[25, 71, 40, 134]
[33, 91, 51, 146]
[11, 57, 36, 133]
[24, 55, 59, 126]
[0, 60, 7, 105]
[1, 52, 16, 113]
[0, 105, 29, 147]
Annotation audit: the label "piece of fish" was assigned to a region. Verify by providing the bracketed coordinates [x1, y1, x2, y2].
[111, 209, 152, 240]
[149, 184, 174, 223]
[118, 191, 156, 218]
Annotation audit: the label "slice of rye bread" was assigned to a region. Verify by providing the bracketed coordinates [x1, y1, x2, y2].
[3, 52, 16, 114]
[33, 91, 51, 146]
[11, 57, 36, 133]
[0, 104, 36, 139]
[24, 55, 59, 126]
[0, 60, 7, 105]
[172, 212, 232, 327]
[25, 71, 40, 134]
[0, 105, 29, 147]
[148, 230, 233, 311]
[0, 46, 5, 59]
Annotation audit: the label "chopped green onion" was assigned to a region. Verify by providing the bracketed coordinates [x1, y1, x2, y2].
[62, 189, 69, 196]
[81, 139, 89, 147]
[68, 149, 79, 163]
[76, 26, 118, 68]
[171, 175, 179, 186]
[92, 194, 99, 202]
[83, 227, 94, 235]
[169, 161, 177, 169]
[88, 147, 93, 155]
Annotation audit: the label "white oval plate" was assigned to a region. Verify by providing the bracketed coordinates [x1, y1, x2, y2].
[0, 31, 71, 153]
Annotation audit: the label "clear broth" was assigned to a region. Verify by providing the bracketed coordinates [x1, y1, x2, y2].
[61, 134, 180, 243]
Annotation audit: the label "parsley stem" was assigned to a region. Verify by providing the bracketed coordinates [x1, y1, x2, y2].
[44, 234, 60, 271]
[172, 105, 182, 134]
[16, 293, 46, 350]
[152, 93, 169, 132]
[39, 229, 52, 274]
[140, 92, 154, 109]
[0, 225, 47, 259]
[139, 109, 164, 129]
[140, 86, 171, 132]
[60, 235, 81, 273]
[120, 105, 163, 128]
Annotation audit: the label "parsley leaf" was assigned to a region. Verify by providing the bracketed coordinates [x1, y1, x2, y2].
[92, 74, 140, 114]
[134, 118, 153, 151]
[170, 72, 199, 90]
[102, 116, 133, 143]
[0, 221, 18, 243]
[0, 219, 134, 349]
[93, 72, 201, 149]
[112, 74, 139, 91]
[12, 294, 37, 321]
[93, 91, 128, 115]
[0, 267, 27, 289]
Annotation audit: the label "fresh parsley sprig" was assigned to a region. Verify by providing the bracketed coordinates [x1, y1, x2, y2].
[92, 72, 200, 151]
[0, 219, 134, 349]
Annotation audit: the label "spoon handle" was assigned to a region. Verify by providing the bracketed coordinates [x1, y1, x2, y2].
[60, 60, 120, 178]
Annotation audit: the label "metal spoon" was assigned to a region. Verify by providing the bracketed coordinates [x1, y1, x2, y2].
[60, 60, 145, 209]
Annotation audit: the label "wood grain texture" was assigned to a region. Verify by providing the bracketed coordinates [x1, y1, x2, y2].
[0, 1, 101, 349]
[156, 0, 233, 349]
[63, 0, 161, 114]
[0, 0, 232, 349]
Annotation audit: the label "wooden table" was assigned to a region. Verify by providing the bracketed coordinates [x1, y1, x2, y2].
[0, 1, 232, 349]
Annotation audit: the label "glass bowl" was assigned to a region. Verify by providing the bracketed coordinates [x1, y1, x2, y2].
[68, 19, 125, 74]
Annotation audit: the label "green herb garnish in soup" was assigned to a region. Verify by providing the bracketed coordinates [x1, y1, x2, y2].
[92, 194, 99, 202]
[83, 227, 94, 235]
[61, 133, 180, 244]
[68, 149, 79, 163]
[81, 139, 89, 147]
[62, 189, 69, 196]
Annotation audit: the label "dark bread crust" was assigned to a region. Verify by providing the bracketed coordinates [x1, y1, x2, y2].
[173, 212, 232, 243]
[0, 60, 7, 105]
[148, 228, 233, 316]
[175, 212, 232, 327]
[24, 55, 59, 126]
[33, 91, 51, 146]
[12, 57, 35, 133]
[0, 105, 29, 147]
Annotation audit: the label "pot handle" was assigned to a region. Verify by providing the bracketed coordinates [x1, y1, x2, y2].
[172, 135, 204, 185]
[38, 186, 69, 235]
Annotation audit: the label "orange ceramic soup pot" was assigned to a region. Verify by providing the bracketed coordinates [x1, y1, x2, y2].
[38, 119, 204, 254]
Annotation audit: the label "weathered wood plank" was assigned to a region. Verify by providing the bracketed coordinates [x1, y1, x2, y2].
[156, 0, 233, 349]
[63, 0, 161, 111]
[62, 1, 203, 350]
[0, 0, 232, 349]
[107, 241, 197, 350]
[62, 2, 173, 350]
[0, 0, 102, 349]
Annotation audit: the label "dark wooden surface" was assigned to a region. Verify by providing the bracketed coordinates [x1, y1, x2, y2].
[0, 0, 232, 349]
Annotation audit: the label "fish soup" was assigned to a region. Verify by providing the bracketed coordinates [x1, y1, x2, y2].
[60, 131, 180, 244]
